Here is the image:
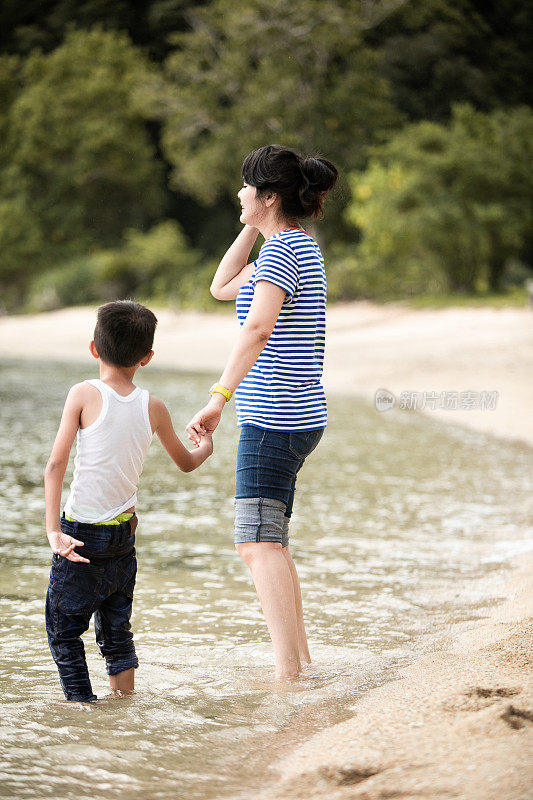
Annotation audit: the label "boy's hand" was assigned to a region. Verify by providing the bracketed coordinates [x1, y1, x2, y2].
[47, 530, 90, 563]
[196, 431, 214, 456]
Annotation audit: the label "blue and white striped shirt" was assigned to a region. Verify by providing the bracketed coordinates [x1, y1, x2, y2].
[234, 228, 327, 431]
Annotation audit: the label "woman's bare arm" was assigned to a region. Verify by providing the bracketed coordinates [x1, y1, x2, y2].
[186, 280, 286, 440]
[217, 280, 285, 390]
[210, 225, 260, 301]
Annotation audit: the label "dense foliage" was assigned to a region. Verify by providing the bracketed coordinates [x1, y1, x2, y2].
[0, 0, 531, 310]
[345, 105, 533, 297]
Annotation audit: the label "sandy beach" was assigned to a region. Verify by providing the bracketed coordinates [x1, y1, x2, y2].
[1, 301, 532, 799]
[255, 551, 533, 800]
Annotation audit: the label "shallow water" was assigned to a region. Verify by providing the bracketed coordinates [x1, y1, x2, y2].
[0, 360, 532, 800]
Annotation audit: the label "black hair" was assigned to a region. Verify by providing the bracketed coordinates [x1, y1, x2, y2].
[241, 144, 338, 219]
[93, 300, 158, 367]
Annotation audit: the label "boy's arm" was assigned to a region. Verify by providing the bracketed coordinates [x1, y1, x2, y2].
[149, 396, 213, 472]
[44, 384, 89, 563]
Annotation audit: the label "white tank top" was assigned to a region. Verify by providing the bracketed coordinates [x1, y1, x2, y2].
[64, 379, 153, 523]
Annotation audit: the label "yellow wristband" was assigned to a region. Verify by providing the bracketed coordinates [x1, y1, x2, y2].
[209, 383, 233, 402]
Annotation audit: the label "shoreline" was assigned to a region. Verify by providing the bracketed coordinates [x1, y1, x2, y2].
[2, 303, 532, 799]
[253, 550, 533, 800]
[1, 302, 532, 449]
[4, 302, 533, 800]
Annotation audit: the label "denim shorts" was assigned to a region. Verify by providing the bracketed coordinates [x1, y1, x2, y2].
[234, 425, 324, 547]
[45, 514, 138, 702]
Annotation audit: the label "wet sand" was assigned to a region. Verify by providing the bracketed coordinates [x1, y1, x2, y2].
[1, 302, 532, 799]
[252, 552, 533, 800]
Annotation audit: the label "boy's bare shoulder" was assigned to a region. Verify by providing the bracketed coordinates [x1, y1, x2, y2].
[148, 395, 170, 435]
[148, 395, 170, 418]
[62, 382, 102, 414]
[148, 394, 167, 410]
[66, 381, 99, 401]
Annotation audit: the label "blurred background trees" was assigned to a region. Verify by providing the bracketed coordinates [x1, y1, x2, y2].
[0, 0, 531, 311]
[344, 105, 533, 298]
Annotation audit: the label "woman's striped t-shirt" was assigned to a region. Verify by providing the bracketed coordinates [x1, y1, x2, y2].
[234, 228, 327, 431]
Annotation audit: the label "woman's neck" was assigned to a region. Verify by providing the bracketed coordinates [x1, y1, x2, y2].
[259, 217, 302, 241]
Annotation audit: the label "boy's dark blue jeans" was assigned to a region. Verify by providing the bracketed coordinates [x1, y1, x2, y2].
[45, 514, 139, 702]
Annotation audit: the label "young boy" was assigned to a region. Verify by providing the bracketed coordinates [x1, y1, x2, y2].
[44, 300, 212, 702]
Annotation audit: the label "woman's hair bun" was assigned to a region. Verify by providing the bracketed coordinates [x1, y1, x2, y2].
[299, 156, 338, 218]
[241, 144, 338, 220]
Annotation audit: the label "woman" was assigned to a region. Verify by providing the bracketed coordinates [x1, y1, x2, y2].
[186, 144, 338, 680]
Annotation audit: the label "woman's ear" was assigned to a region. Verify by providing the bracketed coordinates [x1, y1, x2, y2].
[264, 192, 278, 209]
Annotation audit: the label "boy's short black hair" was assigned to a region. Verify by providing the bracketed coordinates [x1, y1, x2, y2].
[94, 301, 158, 367]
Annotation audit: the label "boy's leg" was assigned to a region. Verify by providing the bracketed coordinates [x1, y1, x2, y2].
[109, 667, 135, 694]
[94, 546, 138, 694]
[45, 558, 97, 702]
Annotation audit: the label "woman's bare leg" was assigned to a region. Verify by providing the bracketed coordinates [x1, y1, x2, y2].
[236, 541, 301, 679]
[282, 546, 311, 664]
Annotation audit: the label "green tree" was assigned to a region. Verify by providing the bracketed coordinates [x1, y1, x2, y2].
[148, 0, 398, 211]
[364, 0, 533, 121]
[0, 28, 164, 307]
[0, 1, 201, 61]
[346, 104, 533, 295]
[27, 220, 204, 311]
[94, 219, 200, 299]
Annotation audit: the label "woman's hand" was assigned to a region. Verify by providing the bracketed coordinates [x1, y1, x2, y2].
[186, 394, 226, 444]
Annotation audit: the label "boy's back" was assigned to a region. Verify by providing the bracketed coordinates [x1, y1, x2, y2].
[65, 379, 152, 523]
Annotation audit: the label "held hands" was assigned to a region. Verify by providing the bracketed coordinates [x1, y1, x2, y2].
[47, 530, 90, 563]
[196, 430, 214, 456]
[186, 394, 226, 445]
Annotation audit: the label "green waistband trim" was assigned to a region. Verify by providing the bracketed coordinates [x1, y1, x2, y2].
[64, 512, 134, 526]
